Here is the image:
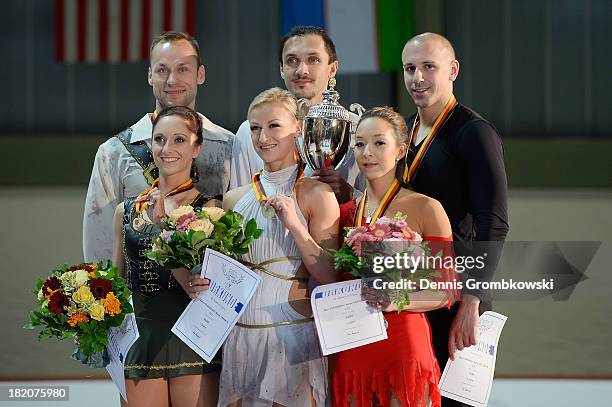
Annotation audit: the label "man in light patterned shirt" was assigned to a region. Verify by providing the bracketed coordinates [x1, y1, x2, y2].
[83, 31, 233, 263]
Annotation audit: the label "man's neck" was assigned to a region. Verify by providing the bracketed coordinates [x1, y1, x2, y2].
[154, 102, 197, 113]
[309, 94, 323, 106]
[417, 93, 455, 127]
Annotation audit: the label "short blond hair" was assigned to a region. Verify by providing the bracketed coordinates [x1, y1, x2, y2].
[247, 87, 300, 120]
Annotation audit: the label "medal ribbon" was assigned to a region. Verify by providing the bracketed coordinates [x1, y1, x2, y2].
[355, 179, 400, 227]
[134, 178, 194, 213]
[252, 166, 304, 209]
[402, 95, 457, 184]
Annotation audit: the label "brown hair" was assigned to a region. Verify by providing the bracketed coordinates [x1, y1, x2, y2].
[150, 31, 202, 66]
[152, 106, 203, 181]
[152, 106, 203, 144]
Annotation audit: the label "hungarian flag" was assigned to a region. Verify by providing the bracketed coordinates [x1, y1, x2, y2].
[281, 0, 414, 73]
[55, 0, 195, 63]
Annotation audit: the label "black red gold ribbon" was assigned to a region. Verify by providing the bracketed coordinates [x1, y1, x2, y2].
[134, 178, 194, 213]
[252, 166, 304, 217]
[355, 179, 400, 227]
[402, 95, 457, 184]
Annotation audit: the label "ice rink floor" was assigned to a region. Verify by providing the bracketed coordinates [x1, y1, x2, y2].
[1, 378, 610, 406]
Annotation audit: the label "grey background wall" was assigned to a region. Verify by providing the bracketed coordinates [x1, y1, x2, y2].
[2, 0, 611, 137]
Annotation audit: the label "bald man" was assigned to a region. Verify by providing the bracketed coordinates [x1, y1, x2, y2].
[401, 32, 509, 407]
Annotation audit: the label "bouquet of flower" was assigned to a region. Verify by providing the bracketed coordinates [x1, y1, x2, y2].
[334, 213, 442, 310]
[146, 206, 263, 270]
[24, 261, 133, 357]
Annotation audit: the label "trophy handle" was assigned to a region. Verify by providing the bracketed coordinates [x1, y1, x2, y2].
[297, 98, 311, 120]
[295, 135, 309, 168]
[349, 103, 365, 117]
[349, 103, 366, 134]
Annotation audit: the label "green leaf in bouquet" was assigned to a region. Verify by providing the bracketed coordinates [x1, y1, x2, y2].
[238, 236, 255, 249]
[35, 278, 45, 291]
[193, 239, 215, 252]
[77, 320, 109, 356]
[333, 244, 362, 277]
[244, 218, 257, 237]
[175, 244, 194, 254]
[190, 230, 208, 246]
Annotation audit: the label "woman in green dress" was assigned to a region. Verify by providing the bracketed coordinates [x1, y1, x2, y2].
[112, 106, 220, 407]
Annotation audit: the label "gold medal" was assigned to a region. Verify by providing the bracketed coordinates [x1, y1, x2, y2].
[262, 205, 276, 219]
[132, 215, 145, 232]
[252, 166, 303, 222]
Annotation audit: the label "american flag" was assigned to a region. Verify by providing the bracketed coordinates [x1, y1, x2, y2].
[55, 0, 196, 63]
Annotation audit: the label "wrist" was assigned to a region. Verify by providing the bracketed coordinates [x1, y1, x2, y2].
[460, 293, 481, 307]
[287, 220, 307, 237]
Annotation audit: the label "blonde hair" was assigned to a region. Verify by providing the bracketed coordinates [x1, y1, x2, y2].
[247, 87, 300, 120]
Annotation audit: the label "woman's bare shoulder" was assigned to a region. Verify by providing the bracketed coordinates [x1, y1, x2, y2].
[296, 177, 334, 196]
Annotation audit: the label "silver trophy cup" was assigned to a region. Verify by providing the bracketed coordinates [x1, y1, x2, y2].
[297, 78, 364, 171]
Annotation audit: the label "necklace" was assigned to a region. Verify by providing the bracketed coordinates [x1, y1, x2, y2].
[364, 199, 379, 223]
[355, 179, 401, 226]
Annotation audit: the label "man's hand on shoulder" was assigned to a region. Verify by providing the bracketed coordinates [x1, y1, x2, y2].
[312, 167, 352, 204]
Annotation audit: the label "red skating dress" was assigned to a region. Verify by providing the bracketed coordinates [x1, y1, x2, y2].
[331, 200, 456, 407]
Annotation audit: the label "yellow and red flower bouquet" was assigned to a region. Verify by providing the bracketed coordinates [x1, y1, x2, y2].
[24, 261, 133, 356]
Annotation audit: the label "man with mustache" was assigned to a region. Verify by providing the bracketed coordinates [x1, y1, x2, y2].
[230, 25, 365, 203]
[401, 32, 509, 407]
[83, 31, 234, 263]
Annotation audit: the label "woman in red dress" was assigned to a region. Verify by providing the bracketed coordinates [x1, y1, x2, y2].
[331, 107, 458, 407]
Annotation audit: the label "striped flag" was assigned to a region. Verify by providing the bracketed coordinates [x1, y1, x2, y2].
[281, 0, 414, 73]
[55, 0, 195, 63]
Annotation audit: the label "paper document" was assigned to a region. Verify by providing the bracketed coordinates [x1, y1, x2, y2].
[311, 279, 387, 356]
[172, 249, 261, 362]
[439, 311, 508, 407]
[105, 297, 139, 402]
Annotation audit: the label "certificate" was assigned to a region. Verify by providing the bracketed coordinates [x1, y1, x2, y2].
[172, 249, 261, 363]
[105, 297, 139, 402]
[311, 279, 387, 356]
[439, 311, 508, 407]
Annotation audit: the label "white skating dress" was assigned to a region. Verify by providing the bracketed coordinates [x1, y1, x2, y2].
[218, 165, 328, 407]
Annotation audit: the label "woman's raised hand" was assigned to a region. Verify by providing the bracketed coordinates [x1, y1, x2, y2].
[266, 194, 303, 233]
[145, 187, 166, 227]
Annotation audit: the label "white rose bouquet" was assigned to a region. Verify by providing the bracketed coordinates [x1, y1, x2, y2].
[146, 206, 262, 270]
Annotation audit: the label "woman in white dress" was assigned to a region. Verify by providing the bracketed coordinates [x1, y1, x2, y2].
[215, 87, 339, 406]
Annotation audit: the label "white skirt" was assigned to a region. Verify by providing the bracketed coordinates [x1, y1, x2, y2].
[218, 306, 329, 407]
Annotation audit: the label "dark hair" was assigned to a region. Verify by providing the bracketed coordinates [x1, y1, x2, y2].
[357, 106, 409, 145]
[279, 25, 338, 65]
[150, 31, 202, 66]
[152, 106, 203, 181]
[153, 106, 203, 144]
